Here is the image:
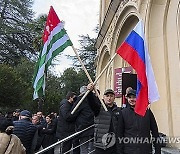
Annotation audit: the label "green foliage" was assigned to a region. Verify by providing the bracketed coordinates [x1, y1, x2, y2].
[0, 64, 27, 111]
[15, 58, 35, 85]
[31, 14, 47, 52]
[69, 34, 97, 80]
[43, 73, 62, 114]
[13, 58, 63, 114]
[0, 0, 98, 115]
[0, 0, 36, 65]
[59, 68, 79, 95]
[0, 59, 63, 114]
[59, 67, 89, 96]
[13, 58, 36, 111]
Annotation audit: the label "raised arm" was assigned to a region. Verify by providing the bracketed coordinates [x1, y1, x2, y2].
[60, 100, 77, 122]
[86, 83, 101, 116]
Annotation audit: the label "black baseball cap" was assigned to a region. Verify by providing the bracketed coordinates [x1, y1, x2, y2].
[20, 110, 32, 118]
[104, 89, 115, 95]
[126, 89, 136, 97]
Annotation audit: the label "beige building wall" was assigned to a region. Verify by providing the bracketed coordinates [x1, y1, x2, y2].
[96, 0, 180, 148]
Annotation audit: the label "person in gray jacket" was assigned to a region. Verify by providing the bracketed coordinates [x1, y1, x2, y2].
[87, 83, 122, 154]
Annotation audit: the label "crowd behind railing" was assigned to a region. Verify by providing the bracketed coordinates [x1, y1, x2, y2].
[0, 84, 164, 154]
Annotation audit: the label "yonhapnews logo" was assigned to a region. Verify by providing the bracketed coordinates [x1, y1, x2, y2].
[102, 132, 116, 148]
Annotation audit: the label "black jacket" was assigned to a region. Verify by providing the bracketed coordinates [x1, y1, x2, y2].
[71, 95, 94, 138]
[87, 91, 122, 150]
[56, 99, 75, 139]
[56, 96, 94, 138]
[13, 118, 37, 154]
[41, 121, 57, 154]
[117, 106, 161, 154]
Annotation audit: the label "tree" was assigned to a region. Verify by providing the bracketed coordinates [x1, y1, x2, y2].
[59, 67, 89, 97]
[59, 68, 79, 96]
[15, 58, 35, 85]
[69, 34, 97, 80]
[14, 58, 63, 114]
[43, 73, 62, 114]
[31, 14, 47, 52]
[13, 58, 36, 111]
[0, 0, 36, 65]
[0, 60, 64, 114]
[0, 64, 27, 111]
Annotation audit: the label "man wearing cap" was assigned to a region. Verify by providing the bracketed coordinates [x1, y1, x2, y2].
[116, 89, 161, 154]
[87, 83, 122, 154]
[13, 110, 37, 154]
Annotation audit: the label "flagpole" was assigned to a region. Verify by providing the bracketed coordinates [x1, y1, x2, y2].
[71, 53, 117, 114]
[72, 46, 107, 111]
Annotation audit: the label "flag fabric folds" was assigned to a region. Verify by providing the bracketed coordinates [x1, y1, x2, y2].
[33, 6, 72, 100]
[116, 20, 160, 116]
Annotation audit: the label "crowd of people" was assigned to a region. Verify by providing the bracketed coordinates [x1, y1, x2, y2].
[0, 109, 58, 154]
[0, 84, 162, 154]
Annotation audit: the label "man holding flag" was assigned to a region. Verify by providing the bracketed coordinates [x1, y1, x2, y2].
[116, 20, 161, 154]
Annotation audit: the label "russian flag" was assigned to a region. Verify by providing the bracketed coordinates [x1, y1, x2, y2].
[117, 20, 160, 116]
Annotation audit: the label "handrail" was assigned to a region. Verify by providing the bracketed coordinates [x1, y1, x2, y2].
[35, 124, 94, 154]
[64, 137, 94, 154]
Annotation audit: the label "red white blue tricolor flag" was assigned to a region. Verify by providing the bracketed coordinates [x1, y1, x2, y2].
[116, 20, 160, 116]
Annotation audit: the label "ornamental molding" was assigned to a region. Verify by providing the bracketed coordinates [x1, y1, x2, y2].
[102, 0, 138, 50]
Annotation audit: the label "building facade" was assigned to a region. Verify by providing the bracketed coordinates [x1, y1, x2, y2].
[96, 0, 180, 149]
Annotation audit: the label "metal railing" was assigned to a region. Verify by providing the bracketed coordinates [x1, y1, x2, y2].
[35, 124, 94, 154]
[63, 137, 95, 154]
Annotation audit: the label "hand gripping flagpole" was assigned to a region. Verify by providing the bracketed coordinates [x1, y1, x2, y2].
[71, 53, 117, 114]
[72, 45, 108, 112]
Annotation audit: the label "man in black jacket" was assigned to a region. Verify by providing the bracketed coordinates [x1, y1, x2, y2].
[13, 110, 37, 154]
[56, 91, 77, 154]
[61, 86, 95, 154]
[87, 83, 122, 154]
[72, 86, 94, 154]
[116, 89, 161, 154]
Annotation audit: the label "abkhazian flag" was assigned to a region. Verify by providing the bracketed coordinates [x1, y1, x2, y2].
[33, 6, 72, 100]
[116, 20, 160, 116]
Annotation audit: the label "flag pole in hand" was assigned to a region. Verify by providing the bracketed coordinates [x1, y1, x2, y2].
[72, 45, 107, 112]
[71, 53, 117, 114]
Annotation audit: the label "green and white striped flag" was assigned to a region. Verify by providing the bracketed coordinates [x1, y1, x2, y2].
[33, 6, 72, 100]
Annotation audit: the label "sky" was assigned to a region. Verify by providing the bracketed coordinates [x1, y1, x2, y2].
[32, 0, 100, 76]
